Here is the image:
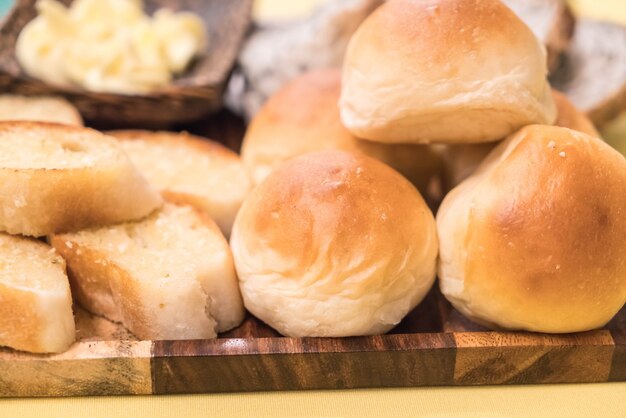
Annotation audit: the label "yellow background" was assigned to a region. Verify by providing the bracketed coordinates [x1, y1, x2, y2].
[2, 1, 626, 417]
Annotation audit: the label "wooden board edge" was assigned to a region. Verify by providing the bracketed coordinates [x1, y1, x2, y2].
[151, 333, 457, 393]
[0, 340, 153, 397]
[453, 330, 616, 385]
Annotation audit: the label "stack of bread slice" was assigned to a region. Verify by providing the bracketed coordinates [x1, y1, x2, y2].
[0, 121, 248, 353]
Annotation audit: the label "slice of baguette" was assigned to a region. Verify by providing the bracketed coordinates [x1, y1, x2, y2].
[0, 122, 162, 237]
[50, 203, 245, 341]
[0, 95, 83, 126]
[109, 130, 252, 237]
[0, 233, 75, 353]
[551, 19, 626, 128]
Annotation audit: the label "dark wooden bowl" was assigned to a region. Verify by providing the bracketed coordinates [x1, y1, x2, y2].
[0, 0, 253, 127]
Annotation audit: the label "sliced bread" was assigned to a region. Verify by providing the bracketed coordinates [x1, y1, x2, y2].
[50, 203, 245, 341]
[502, 0, 575, 73]
[551, 19, 626, 128]
[0, 95, 83, 126]
[0, 122, 162, 236]
[0, 234, 74, 353]
[109, 130, 252, 237]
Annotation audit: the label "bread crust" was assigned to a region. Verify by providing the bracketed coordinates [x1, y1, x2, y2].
[438, 125, 626, 333]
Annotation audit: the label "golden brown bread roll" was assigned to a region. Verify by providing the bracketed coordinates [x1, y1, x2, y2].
[231, 150, 438, 337]
[438, 125, 626, 333]
[441, 90, 600, 190]
[340, 0, 556, 144]
[552, 90, 600, 137]
[241, 69, 442, 195]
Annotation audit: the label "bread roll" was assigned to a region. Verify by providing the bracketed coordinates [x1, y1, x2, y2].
[438, 125, 626, 333]
[0, 234, 74, 353]
[0, 122, 162, 236]
[110, 130, 252, 237]
[552, 90, 600, 137]
[340, 0, 556, 144]
[0, 95, 82, 126]
[51, 203, 244, 341]
[441, 90, 600, 190]
[231, 150, 438, 337]
[241, 69, 442, 196]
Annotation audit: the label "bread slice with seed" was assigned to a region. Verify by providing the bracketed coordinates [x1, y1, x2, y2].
[108, 130, 252, 237]
[0, 122, 162, 236]
[50, 203, 245, 341]
[0, 234, 74, 353]
[0, 95, 83, 126]
[502, 0, 575, 73]
[551, 19, 626, 128]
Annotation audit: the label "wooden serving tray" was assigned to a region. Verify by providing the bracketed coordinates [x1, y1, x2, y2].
[1, 287, 624, 397]
[1, 111, 624, 397]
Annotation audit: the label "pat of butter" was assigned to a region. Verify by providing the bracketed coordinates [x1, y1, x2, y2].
[16, 0, 207, 94]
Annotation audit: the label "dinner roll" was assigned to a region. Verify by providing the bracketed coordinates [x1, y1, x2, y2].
[552, 90, 600, 137]
[438, 125, 626, 333]
[340, 0, 556, 144]
[241, 69, 441, 195]
[441, 90, 601, 190]
[231, 151, 438, 337]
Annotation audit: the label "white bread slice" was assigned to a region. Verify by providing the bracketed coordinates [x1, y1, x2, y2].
[0, 233, 75, 353]
[50, 203, 245, 341]
[0, 95, 83, 126]
[551, 20, 626, 128]
[0, 122, 162, 236]
[502, 0, 575, 73]
[109, 130, 252, 237]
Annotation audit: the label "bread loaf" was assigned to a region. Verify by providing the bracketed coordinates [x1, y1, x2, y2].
[0, 122, 162, 236]
[51, 203, 244, 340]
[0, 234, 74, 353]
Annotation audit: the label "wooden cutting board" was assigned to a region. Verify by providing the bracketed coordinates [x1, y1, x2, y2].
[1, 287, 624, 397]
[1, 111, 624, 397]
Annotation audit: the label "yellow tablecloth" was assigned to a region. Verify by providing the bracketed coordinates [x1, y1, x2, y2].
[1, 384, 625, 418]
[2, 1, 626, 417]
